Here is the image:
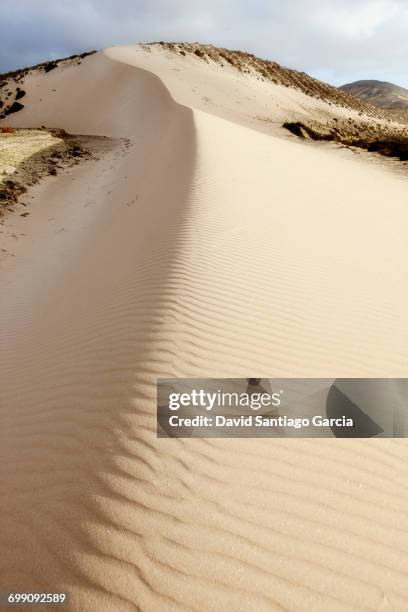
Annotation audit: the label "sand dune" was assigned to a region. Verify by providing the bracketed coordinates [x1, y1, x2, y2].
[1, 45, 408, 611]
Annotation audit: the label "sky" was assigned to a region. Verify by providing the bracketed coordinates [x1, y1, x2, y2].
[1, 0, 407, 88]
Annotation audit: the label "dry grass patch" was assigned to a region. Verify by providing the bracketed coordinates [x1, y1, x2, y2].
[0, 129, 91, 216]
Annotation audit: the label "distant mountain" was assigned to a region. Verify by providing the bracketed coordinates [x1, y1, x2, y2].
[339, 79, 408, 109]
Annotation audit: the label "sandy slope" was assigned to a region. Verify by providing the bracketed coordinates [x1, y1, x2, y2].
[1, 46, 408, 611]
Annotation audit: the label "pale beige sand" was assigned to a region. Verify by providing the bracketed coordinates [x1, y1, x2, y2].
[1, 46, 408, 611]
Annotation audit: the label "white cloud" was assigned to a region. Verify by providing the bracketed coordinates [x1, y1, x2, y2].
[315, 0, 395, 38]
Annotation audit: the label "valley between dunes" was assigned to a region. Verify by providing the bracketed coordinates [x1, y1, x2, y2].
[1, 44, 408, 611]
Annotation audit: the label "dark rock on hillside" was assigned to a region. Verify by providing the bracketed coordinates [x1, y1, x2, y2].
[4, 101, 24, 115]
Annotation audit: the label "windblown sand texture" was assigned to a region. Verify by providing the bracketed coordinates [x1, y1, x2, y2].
[1, 44, 408, 611]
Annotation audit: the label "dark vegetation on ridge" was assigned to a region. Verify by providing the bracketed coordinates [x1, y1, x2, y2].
[0, 50, 96, 82]
[283, 119, 408, 161]
[0, 51, 96, 120]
